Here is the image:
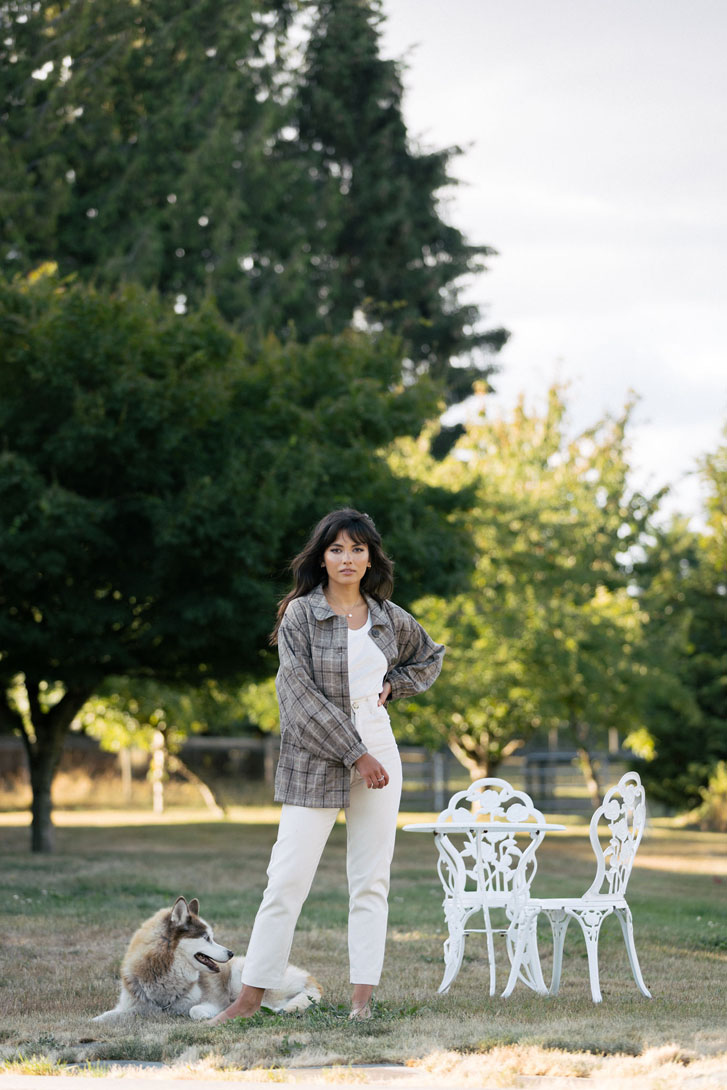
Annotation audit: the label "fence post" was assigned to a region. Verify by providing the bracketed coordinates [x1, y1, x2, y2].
[432, 751, 447, 812]
[525, 757, 533, 799]
[263, 735, 277, 788]
[150, 730, 165, 814]
[118, 747, 132, 803]
[540, 755, 550, 802]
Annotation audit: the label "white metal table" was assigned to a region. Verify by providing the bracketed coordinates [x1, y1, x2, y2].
[403, 820, 567, 996]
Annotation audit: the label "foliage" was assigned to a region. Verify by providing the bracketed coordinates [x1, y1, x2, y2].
[78, 678, 241, 813]
[696, 432, 727, 749]
[0, 272, 472, 847]
[392, 387, 662, 794]
[691, 760, 727, 833]
[0, 272, 469, 688]
[0, 0, 505, 399]
[236, 677, 279, 734]
[634, 430, 727, 809]
[78, 681, 214, 755]
[1, 0, 296, 317]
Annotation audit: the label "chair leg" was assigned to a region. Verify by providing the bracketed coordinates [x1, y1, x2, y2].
[482, 903, 497, 997]
[545, 909, 570, 995]
[614, 906, 652, 998]
[439, 904, 466, 994]
[573, 907, 611, 1003]
[502, 905, 547, 998]
[522, 909, 548, 995]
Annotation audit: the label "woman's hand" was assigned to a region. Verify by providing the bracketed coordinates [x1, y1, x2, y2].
[354, 753, 389, 789]
[377, 681, 392, 706]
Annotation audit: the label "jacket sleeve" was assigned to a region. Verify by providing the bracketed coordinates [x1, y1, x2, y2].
[275, 610, 367, 768]
[385, 606, 445, 701]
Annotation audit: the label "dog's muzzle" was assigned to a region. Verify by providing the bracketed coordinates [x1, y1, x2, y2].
[194, 949, 233, 973]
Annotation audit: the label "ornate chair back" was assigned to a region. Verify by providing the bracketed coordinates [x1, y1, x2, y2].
[437, 777, 546, 900]
[586, 771, 647, 898]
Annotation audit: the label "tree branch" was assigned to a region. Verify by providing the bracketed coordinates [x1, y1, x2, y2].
[500, 738, 526, 760]
[24, 677, 43, 740]
[46, 687, 95, 735]
[447, 731, 489, 778]
[167, 754, 225, 818]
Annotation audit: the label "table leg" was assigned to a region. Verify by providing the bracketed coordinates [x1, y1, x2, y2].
[438, 902, 466, 994]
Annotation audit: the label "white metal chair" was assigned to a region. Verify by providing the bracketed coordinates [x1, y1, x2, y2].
[434, 777, 548, 997]
[530, 770, 652, 1003]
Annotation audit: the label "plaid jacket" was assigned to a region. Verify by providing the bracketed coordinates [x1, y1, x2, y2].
[274, 584, 445, 808]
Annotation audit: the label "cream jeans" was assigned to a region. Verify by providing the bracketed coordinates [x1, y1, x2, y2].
[241, 695, 403, 988]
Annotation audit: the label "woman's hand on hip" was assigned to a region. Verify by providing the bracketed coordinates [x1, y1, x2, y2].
[377, 681, 392, 706]
[354, 753, 389, 789]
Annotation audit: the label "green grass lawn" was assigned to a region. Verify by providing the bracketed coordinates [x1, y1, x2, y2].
[1, 809, 726, 1086]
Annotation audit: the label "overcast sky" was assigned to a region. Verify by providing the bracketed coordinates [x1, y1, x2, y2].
[380, 0, 727, 527]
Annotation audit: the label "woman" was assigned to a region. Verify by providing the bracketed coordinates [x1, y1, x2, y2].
[211, 508, 444, 1023]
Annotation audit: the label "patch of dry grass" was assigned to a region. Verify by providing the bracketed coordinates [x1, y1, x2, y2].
[0, 812, 725, 1087]
[414, 1045, 727, 1089]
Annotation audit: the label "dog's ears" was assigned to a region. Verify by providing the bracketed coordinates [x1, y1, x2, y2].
[171, 896, 200, 924]
[170, 897, 189, 925]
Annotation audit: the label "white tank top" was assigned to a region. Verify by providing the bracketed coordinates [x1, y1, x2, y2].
[347, 615, 388, 702]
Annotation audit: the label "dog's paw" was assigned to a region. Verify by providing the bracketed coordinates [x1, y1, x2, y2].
[189, 1003, 219, 1021]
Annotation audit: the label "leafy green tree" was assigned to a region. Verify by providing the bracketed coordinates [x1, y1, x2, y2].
[79, 679, 231, 815]
[635, 432, 727, 808]
[697, 434, 727, 755]
[692, 760, 727, 832]
[0, 272, 470, 851]
[392, 388, 662, 805]
[1, 0, 505, 399]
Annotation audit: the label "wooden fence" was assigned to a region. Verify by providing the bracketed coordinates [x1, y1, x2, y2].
[0, 734, 628, 814]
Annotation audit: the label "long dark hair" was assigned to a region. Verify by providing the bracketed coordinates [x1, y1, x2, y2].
[270, 508, 394, 643]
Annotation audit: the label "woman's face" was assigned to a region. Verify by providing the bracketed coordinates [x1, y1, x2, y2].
[322, 531, 370, 592]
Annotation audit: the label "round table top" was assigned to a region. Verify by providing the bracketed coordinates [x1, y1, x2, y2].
[401, 820, 567, 834]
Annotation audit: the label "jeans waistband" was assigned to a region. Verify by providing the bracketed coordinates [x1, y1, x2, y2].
[350, 694, 383, 712]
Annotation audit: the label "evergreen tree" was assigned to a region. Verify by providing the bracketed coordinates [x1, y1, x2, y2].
[0, 0, 297, 324]
[292, 0, 506, 397]
[1, 0, 505, 400]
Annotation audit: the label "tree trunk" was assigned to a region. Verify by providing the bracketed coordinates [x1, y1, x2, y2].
[27, 745, 59, 853]
[447, 731, 494, 779]
[446, 729, 524, 783]
[9, 681, 94, 853]
[573, 720, 603, 809]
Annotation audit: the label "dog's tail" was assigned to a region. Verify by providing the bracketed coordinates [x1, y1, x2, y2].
[280, 973, 322, 1013]
[262, 970, 323, 1014]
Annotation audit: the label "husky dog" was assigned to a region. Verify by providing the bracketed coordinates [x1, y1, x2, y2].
[93, 896, 322, 1022]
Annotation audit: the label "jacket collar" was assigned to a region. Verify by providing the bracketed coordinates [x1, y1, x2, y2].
[309, 584, 336, 620]
[308, 583, 387, 626]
